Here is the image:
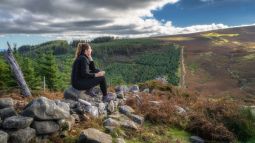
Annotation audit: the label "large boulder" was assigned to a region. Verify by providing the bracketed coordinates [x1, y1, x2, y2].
[32, 121, 60, 135]
[22, 96, 70, 120]
[78, 128, 112, 143]
[8, 127, 36, 143]
[0, 130, 8, 143]
[0, 98, 14, 109]
[3, 116, 33, 129]
[64, 87, 102, 104]
[64, 86, 80, 100]
[0, 107, 17, 120]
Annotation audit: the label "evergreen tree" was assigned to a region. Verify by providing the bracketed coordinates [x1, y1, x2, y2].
[0, 57, 17, 90]
[20, 57, 41, 90]
[38, 51, 62, 91]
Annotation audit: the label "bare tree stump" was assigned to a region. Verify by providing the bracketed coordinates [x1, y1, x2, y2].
[4, 42, 32, 96]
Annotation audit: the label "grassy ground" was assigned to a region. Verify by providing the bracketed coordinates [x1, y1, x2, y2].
[125, 122, 190, 143]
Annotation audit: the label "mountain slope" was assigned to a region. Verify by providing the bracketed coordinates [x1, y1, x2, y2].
[155, 25, 255, 103]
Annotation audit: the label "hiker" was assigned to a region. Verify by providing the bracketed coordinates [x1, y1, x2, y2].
[71, 42, 112, 102]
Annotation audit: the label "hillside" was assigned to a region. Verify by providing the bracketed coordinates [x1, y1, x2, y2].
[155, 25, 255, 103]
[0, 26, 255, 143]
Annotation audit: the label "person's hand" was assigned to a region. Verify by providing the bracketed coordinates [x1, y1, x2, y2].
[95, 71, 105, 77]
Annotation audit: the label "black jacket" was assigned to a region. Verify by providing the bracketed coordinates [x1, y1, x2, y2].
[71, 54, 99, 89]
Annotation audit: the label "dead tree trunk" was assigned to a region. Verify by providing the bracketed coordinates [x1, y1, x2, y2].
[4, 42, 32, 96]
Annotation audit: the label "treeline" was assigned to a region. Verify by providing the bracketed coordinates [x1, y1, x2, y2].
[18, 40, 69, 56]
[0, 37, 181, 91]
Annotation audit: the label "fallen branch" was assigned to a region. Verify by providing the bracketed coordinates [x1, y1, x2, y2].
[4, 42, 32, 96]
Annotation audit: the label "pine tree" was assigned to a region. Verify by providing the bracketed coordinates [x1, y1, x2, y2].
[38, 51, 62, 91]
[0, 57, 17, 90]
[20, 57, 41, 90]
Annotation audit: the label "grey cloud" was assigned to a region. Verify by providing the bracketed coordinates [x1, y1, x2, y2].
[0, 0, 226, 37]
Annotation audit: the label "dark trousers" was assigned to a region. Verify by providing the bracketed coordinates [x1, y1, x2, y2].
[78, 76, 107, 96]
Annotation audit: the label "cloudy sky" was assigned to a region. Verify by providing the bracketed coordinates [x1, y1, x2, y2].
[0, 0, 255, 48]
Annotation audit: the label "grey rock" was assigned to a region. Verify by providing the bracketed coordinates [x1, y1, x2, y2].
[142, 88, 150, 93]
[119, 105, 135, 116]
[190, 136, 204, 143]
[32, 121, 60, 135]
[120, 119, 138, 130]
[114, 100, 120, 108]
[103, 118, 120, 127]
[107, 92, 117, 100]
[64, 86, 80, 100]
[108, 112, 121, 120]
[3, 116, 33, 129]
[22, 96, 70, 120]
[129, 85, 139, 93]
[78, 99, 92, 106]
[8, 127, 36, 143]
[58, 116, 75, 131]
[107, 100, 115, 113]
[78, 128, 112, 143]
[118, 99, 126, 106]
[116, 91, 125, 99]
[175, 105, 186, 114]
[0, 98, 14, 109]
[73, 103, 87, 114]
[98, 102, 106, 115]
[116, 138, 126, 143]
[115, 85, 129, 93]
[130, 114, 144, 125]
[89, 106, 99, 117]
[0, 107, 17, 120]
[35, 136, 50, 143]
[62, 99, 78, 109]
[0, 130, 8, 143]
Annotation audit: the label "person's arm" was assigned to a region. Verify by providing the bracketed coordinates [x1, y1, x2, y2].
[88, 57, 100, 73]
[80, 56, 95, 78]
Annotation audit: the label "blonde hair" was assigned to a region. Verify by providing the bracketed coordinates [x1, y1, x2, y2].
[74, 42, 90, 59]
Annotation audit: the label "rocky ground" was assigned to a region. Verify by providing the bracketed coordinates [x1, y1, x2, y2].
[0, 83, 249, 143]
[0, 84, 151, 143]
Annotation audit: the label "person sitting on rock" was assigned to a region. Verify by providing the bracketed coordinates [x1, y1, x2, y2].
[71, 42, 113, 102]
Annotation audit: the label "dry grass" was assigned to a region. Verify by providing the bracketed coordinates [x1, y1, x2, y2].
[128, 80, 255, 142]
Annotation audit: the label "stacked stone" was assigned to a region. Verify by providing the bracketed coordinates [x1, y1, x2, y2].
[0, 97, 74, 143]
